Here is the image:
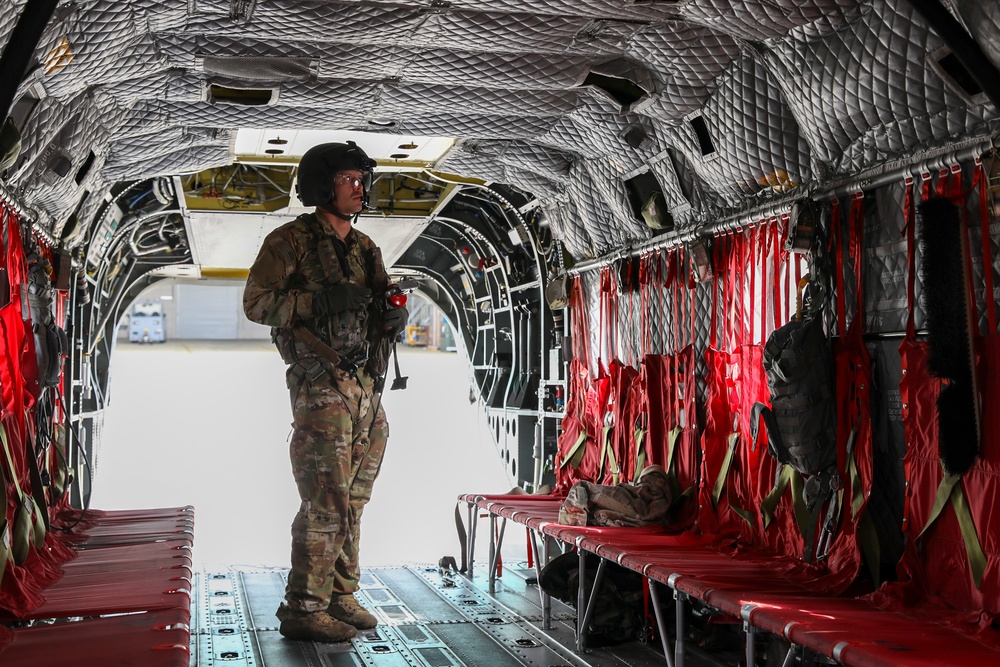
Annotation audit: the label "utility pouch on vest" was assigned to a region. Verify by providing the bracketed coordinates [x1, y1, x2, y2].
[272, 327, 298, 364]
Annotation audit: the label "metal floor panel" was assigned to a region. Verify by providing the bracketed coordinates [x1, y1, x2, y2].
[191, 564, 686, 667]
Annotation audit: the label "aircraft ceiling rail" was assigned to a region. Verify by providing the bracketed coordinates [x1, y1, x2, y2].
[0, 179, 56, 248]
[567, 135, 995, 277]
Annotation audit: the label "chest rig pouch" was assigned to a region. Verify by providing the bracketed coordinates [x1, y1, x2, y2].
[314, 226, 369, 353]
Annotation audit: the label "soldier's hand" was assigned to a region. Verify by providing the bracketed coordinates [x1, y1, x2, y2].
[314, 283, 372, 316]
[383, 306, 408, 338]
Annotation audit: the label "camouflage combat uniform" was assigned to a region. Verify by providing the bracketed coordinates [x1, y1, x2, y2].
[244, 211, 392, 613]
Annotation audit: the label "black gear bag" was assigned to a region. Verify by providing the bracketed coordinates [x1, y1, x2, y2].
[751, 287, 837, 476]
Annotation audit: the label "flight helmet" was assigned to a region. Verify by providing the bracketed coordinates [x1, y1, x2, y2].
[296, 141, 377, 212]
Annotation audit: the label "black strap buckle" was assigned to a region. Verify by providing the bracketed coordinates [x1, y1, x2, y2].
[337, 358, 359, 379]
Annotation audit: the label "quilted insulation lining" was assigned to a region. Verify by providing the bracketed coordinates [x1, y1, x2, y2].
[3, 0, 996, 253]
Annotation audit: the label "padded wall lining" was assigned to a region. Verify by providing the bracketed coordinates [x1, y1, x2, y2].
[2, 0, 998, 258]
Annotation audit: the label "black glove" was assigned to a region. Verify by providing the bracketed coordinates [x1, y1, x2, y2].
[313, 284, 372, 316]
[382, 306, 409, 338]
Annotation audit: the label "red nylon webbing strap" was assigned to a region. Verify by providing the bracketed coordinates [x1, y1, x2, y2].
[611, 270, 619, 364]
[755, 225, 764, 344]
[749, 228, 759, 344]
[710, 237, 721, 349]
[599, 268, 607, 367]
[640, 255, 651, 355]
[901, 177, 917, 531]
[850, 193, 865, 319]
[936, 167, 949, 198]
[732, 233, 741, 349]
[737, 231, 745, 345]
[950, 164, 963, 200]
[730, 232, 749, 349]
[784, 220, 793, 321]
[685, 246, 693, 348]
[642, 581, 654, 641]
[599, 267, 611, 368]
[627, 263, 636, 366]
[656, 250, 666, 352]
[757, 225, 767, 345]
[747, 230, 755, 345]
[898, 173, 934, 535]
[670, 249, 680, 352]
[672, 354, 681, 426]
[731, 233, 740, 346]
[495, 521, 503, 578]
[570, 276, 589, 365]
[772, 221, 782, 333]
[678, 246, 688, 349]
[685, 245, 694, 348]
[644, 254, 653, 354]
[904, 179, 917, 338]
[976, 160, 997, 335]
[773, 218, 788, 329]
[689, 251, 696, 350]
[921, 171, 933, 205]
[727, 234, 736, 349]
[599, 269, 606, 365]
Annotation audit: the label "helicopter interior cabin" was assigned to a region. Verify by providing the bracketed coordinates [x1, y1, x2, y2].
[2, 0, 1000, 665]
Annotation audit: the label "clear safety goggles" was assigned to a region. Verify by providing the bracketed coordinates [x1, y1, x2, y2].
[334, 171, 372, 190]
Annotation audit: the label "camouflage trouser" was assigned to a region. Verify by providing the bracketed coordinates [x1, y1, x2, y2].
[284, 361, 388, 613]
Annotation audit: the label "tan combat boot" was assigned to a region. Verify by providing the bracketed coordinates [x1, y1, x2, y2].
[276, 604, 358, 642]
[327, 594, 378, 629]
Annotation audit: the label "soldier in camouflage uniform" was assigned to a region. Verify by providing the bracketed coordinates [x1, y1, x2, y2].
[243, 141, 408, 643]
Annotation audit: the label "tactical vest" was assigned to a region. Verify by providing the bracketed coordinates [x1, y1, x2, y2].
[272, 214, 381, 367]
